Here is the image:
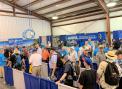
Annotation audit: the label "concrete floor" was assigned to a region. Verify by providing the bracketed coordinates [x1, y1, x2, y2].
[0, 78, 15, 89]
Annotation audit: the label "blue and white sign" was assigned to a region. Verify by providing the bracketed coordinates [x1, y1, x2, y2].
[67, 35, 77, 40]
[22, 29, 35, 39]
[77, 33, 98, 41]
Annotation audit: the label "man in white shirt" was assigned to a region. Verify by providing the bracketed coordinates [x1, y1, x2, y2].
[29, 48, 42, 77]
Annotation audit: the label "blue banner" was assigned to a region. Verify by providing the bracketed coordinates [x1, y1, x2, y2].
[59, 35, 67, 41]
[47, 36, 52, 43]
[8, 38, 23, 46]
[113, 30, 122, 40]
[59, 32, 106, 42]
[98, 32, 106, 42]
[77, 33, 98, 41]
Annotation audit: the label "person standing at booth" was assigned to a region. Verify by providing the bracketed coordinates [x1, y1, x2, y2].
[96, 45, 106, 65]
[35, 44, 42, 55]
[29, 48, 42, 77]
[49, 48, 58, 80]
[56, 54, 74, 87]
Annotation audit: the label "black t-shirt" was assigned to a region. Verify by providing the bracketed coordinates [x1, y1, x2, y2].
[78, 69, 96, 89]
[64, 60, 74, 81]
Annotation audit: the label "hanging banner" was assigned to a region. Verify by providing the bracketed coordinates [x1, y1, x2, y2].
[113, 30, 122, 40]
[59, 35, 67, 41]
[77, 33, 98, 41]
[98, 32, 106, 42]
[8, 38, 23, 46]
[22, 39, 34, 46]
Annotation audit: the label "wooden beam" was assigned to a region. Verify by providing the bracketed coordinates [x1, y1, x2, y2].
[52, 15, 122, 27]
[0, 9, 27, 15]
[110, 8, 122, 12]
[109, 3, 122, 9]
[23, 0, 43, 7]
[95, 0, 109, 14]
[0, 14, 38, 19]
[43, 0, 94, 15]
[106, 14, 111, 45]
[57, 6, 101, 19]
[95, 0, 111, 44]
[12, 6, 16, 16]
[33, 0, 71, 12]
[53, 11, 104, 23]
[53, 17, 106, 27]
[52, 7, 122, 23]
[0, 0, 50, 22]
[50, 22, 53, 47]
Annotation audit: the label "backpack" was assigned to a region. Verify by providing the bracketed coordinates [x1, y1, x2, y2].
[104, 61, 120, 85]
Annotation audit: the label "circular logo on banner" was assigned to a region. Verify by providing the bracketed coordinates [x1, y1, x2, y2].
[22, 29, 35, 39]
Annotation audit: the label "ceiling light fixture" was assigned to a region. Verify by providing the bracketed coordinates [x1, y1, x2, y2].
[52, 15, 59, 20]
[107, 1, 117, 7]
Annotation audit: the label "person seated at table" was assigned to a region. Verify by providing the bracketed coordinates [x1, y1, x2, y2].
[56, 54, 74, 87]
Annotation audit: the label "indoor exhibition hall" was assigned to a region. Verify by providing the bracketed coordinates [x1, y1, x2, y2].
[0, 0, 122, 89]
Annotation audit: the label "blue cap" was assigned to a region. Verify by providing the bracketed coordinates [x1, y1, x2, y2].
[84, 57, 92, 65]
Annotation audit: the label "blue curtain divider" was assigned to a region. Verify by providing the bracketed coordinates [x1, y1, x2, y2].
[4, 66, 14, 86]
[30, 75, 40, 89]
[40, 78, 58, 89]
[24, 72, 58, 89]
[24, 73, 31, 89]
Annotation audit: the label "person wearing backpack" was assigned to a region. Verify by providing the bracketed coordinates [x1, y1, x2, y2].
[97, 51, 120, 89]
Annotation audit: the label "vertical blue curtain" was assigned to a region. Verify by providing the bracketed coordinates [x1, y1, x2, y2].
[24, 73, 58, 89]
[47, 36, 52, 43]
[4, 66, 14, 86]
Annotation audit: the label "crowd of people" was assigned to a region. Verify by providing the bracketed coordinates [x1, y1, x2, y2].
[0, 38, 122, 89]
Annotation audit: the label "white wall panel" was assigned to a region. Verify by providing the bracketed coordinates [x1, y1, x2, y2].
[110, 17, 122, 31]
[0, 16, 51, 41]
[53, 20, 106, 35]
[53, 11, 122, 36]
